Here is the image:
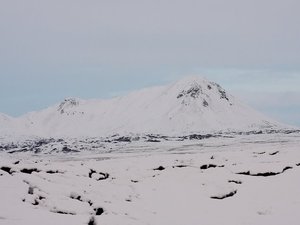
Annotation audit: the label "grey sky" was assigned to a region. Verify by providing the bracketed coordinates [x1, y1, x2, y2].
[0, 0, 299, 126]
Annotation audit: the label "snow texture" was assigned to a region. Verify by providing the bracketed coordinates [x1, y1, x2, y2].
[0, 132, 300, 225]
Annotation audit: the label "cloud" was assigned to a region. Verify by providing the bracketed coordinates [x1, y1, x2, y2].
[0, 0, 300, 68]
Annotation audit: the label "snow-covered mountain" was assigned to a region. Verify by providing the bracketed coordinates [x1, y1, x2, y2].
[0, 113, 11, 123]
[0, 76, 282, 137]
[0, 113, 13, 131]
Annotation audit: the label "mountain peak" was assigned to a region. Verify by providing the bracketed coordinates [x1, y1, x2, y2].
[176, 82, 203, 99]
[58, 98, 81, 114]
[173, 75, 208, 86]
[172, 76, 231, 105]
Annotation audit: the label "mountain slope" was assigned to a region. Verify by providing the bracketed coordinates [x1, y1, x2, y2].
[0, 76, 281, 137]
[0, 113, 13, 130]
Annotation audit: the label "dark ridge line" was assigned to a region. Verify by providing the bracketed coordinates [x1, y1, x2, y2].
[52, 210, 76, 215]
[172, 165, 188, 168]
[237, 166, 293, 177]
[269, 151, 279, 156]
[46, 170, 63, 174]
[282, 166, 293, 172]
[3, 129, 300, 155]
[20, 168, 40, 174]
[200, 164, 224, 170]
[253, 151, 266, 155]
[228, 180, 242, 184]
[211, 190, 237, 200]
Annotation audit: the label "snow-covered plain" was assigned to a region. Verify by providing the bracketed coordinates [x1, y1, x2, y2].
[1, 131, 300, 225]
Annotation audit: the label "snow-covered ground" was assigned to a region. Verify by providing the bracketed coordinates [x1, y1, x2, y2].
[1, 132, 300, 225]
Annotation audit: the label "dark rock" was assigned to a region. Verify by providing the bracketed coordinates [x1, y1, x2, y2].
[146, 139, 161, 142]
[187, 134, 218, 140]
[203, 100, 209, 107]
[28, 186, 34, 195]
[253, 151, 266, 155]
[70, 193, 82, 201]
[98, 172, 109, 181]
[177, 84, 202, 99]
[46, 170, 62, 174]
[200, 164, 224, 170]
[113, 136, 132, 142]
[89, 169, 97, 178]
[154, 166, 165, 171]
[61, 146, 79, 153]
[173, 165, 188, 168]
[88, 216, 97, 225]
[94, 208, 104, 216]
[32, 199, 39, 206]
[53, 210, 76, 215]
[211, 190, 237, 200]
[228, 180, 242, 184]
[0, 166, 13, 175]
[237, 166, 293, 177]
[20, 168, 40, 174]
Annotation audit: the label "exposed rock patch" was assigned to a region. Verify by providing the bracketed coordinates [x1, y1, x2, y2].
[211, 190, 237, 200]
[200, 164, 224, 170]
[94, 208, 104, 216]
[0, 166, 13, 175]
[269, 151, 279, 156]
[153, 166, 165, 171]
[237, 166, 293, 177]
[88, 216, 97, 225]
[228, 180, 242, 184]
[20, 168, 40, 174]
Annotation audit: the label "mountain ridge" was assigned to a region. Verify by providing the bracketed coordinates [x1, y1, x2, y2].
[0, 76, 283, 137]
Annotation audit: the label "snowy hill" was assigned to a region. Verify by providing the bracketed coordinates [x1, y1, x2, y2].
[0, 113, 13, 132]
[0, 113, 12, 124]
[0, 76, 281, 137]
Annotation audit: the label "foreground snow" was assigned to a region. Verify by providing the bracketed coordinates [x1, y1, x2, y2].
[1, 132, 300, 225]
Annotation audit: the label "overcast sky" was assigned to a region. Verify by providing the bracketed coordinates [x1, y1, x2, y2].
[0, 0, 299, 126]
